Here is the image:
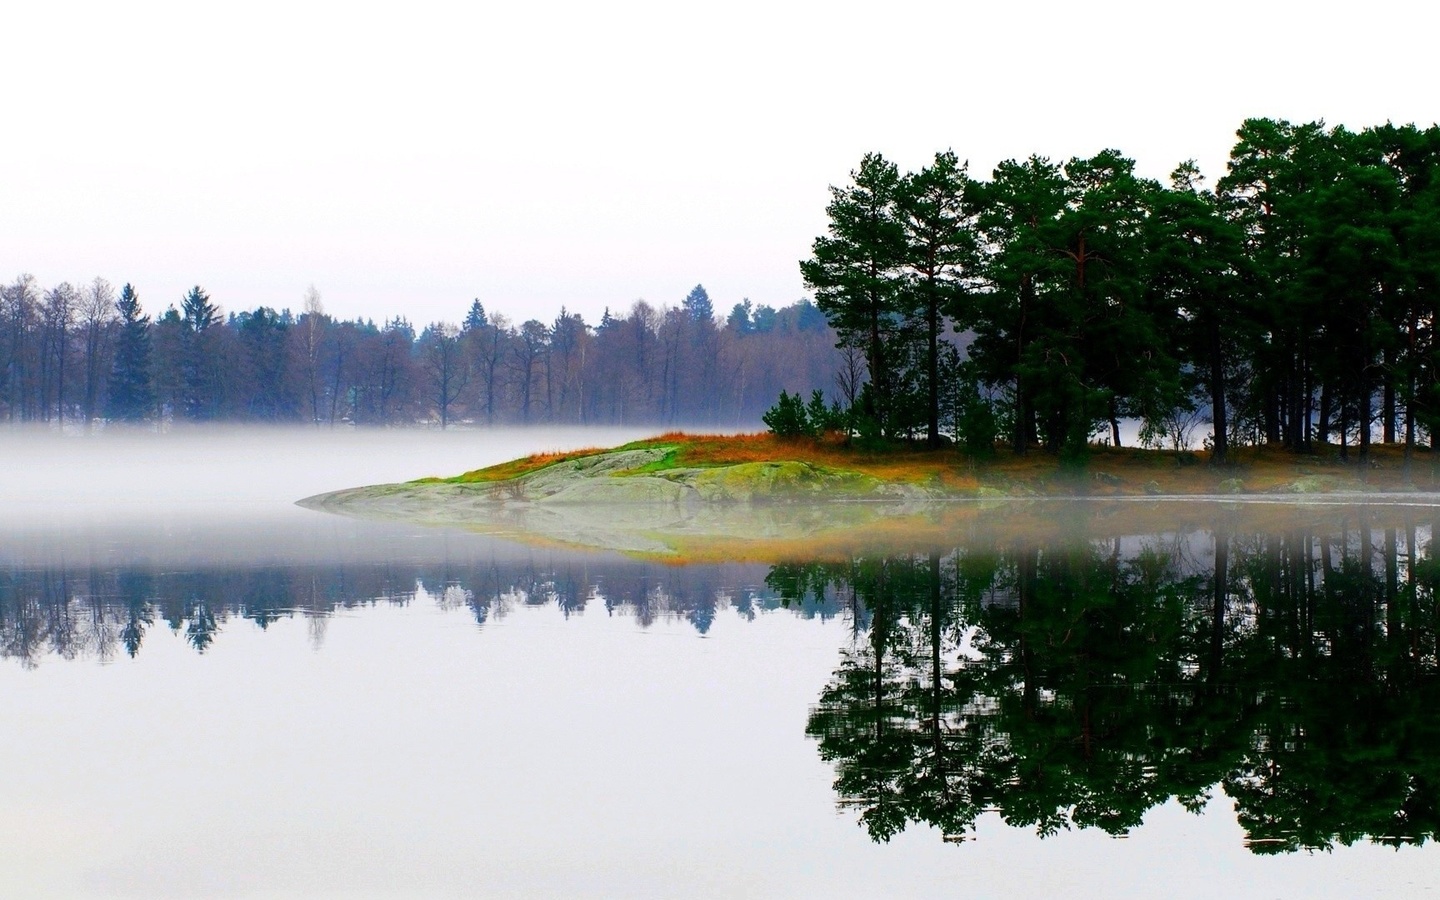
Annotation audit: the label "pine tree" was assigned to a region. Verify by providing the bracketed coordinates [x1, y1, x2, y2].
[800, 153, 906, 437]
[107, 283, 153, 421]
[683, 284, 714, 323]
[179, 286, 220, 419]
[1145, 163, 1251, 465]
[969, 155, 1071, 453]
[464, 299, 488, 332]
[897, 150, 978, 446]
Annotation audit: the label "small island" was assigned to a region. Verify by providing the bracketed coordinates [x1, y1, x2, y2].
[298, 433, 1440, 558]
[302, 431, 1440, 505]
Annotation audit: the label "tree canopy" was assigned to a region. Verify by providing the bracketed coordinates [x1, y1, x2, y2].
[800, 119, 1440, 462]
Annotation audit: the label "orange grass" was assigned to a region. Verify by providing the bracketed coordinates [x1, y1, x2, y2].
[427, 430, 1440, 496]
[649, 431, 981, 485]
[423, 446, 613, 484]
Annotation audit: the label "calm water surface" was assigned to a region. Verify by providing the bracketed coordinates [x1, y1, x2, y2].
[3, 429, 1439, 898]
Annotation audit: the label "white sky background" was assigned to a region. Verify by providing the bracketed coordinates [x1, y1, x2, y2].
[1, 0, 1434, 328]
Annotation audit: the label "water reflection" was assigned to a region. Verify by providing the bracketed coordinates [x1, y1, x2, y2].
[800, 511, 1440, 855]
[0, 528, 837, 665]
[8, 504, 1440, 860]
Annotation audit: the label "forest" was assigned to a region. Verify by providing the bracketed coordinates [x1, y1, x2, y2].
[9, 115, 1439, 453]
[803, 117, 1440, 464]
[0, 281, 841, 429]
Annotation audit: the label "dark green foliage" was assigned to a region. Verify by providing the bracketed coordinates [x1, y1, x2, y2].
[463, 299, 488, 331]
[801, 153, 907, 436]
[898, 151, 978, 446]
[235, 307, 292, 419]
[802, 119, 1440, 460]
[763, 389, 813, 438]
[1145, 161, 1250, 463]
[727, 300, 753, 333]
[763, 387, 871, 440]
[178, 286, 221, 420]
[751, 303, 778, 333]
[106, 283, 153, 421]
[682, 284, 714, 322]
[946, 365, 996, 455]
[181, 285, 218, 333]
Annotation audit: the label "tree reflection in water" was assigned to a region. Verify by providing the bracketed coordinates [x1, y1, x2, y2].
[796, 511, 1440, 854]
[8, 507, 1440, 854]
[0, 554, 828, 664]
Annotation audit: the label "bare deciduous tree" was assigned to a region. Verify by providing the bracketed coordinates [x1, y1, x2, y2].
[421, 322, 469, 428]
[79, 278, 116, 429]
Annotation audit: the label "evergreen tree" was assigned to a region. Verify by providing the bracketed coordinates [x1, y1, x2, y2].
[751, 303, 778, 333]
[726, 300, 753, 334]
[1375, 123, 1440, 464]
[179, 286, 220, 419]
[1301, 126, 1401, 463]
[107, 283, 153, 421]
[1217, 118, 1330, 450]
[1058, 150, 1177, 453]
[1145, 163, 1251, 464]
[800, 153, 907, 436]
[181, 285, 219, 333]
[463, 299, 488, 331]
[896, 150, 978, 445]
[236, 306, 291, 420]
[682, 284, 714, 322]
[969, 156, 1072, 453]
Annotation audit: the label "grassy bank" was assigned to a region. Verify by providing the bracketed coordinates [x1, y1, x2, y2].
[415, 432, 1440, 498]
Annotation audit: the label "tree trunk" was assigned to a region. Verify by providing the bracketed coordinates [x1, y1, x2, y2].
[1406, 305, 1418, 477]
[1339, 398, 1349, 462]
[927, 287, 940, 447]
[1209, 313, 1228, 465]
[1264, 373, 1280, 445]
[1013, 274, 1033, 455]
[1289, 340, 1306, 452]
[1317, 384, 1331, 446]
[1384, 345, 1396, 444]
[1359, 353, 1372, 468]
[1300, 361, 1313, 453]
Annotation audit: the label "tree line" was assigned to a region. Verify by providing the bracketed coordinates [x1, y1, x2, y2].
[803, 118, 1440, 464]
[0, 280, 841, 428]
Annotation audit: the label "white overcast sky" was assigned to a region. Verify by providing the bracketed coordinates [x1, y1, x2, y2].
[1, 1, 1434, 327]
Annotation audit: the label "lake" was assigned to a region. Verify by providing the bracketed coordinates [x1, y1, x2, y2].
[3, 428, 1438, 898]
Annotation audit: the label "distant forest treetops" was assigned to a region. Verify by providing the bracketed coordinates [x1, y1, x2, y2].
[0, 281, 840, 429]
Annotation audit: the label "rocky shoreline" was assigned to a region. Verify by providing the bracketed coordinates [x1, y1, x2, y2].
[296, 446, 1440, 557]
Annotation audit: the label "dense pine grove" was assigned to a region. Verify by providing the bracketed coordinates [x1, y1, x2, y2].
[801, 117, 1440, 464]
[0, 280, 841, 428]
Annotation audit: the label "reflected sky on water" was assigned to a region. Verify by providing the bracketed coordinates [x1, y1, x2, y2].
[5, 430, 1440, 897]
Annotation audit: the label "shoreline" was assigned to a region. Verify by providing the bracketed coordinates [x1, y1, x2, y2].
[296, 435, 1440, 559]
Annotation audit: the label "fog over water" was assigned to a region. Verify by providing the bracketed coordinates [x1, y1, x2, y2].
[0, 424, 660, 514]
[5, 426, 1440, 898]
